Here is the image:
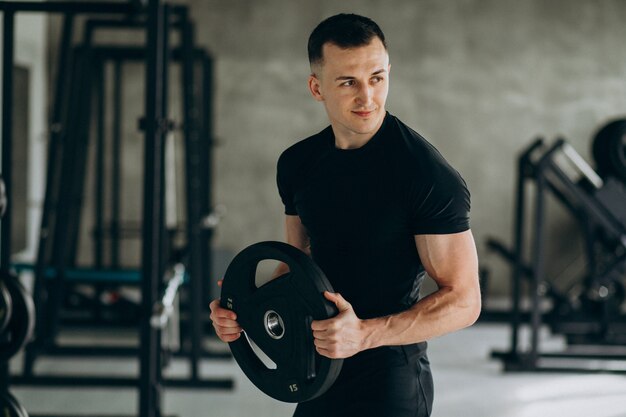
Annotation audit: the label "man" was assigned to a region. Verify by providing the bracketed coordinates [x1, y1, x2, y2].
[210, 13, 481, 417]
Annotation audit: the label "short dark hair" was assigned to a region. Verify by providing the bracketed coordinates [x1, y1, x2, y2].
[307, 13, 387, 67]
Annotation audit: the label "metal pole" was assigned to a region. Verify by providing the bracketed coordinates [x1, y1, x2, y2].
[529, 166, 547, 367]
[1, 10, 14, 269]
[140, 0, 167, 415]
[0, 1, 138, 14]
[180, 8, 202, 381]
[509, 146, 527, 358]
[111, 59, 122, 268]
[0, 9, 15, 394]
[27, 11, 75, 376]
[201, 52, 214, 305]
[94, 58, 105, 269]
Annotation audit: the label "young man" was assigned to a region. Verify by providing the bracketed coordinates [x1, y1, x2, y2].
[210, 13, 481, 417]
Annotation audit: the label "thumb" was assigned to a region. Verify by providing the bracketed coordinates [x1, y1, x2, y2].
[324, 291, 351, 313]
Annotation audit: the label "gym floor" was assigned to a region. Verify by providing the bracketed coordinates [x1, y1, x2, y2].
[10, 323, 626, 417]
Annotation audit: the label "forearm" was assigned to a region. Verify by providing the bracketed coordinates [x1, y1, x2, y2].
[362, 282, 481, 349]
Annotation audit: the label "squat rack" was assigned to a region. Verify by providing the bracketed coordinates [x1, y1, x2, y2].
[0, 2, 232, 417]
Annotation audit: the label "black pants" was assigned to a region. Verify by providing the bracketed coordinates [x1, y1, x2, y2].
[293, 347, 433, 417]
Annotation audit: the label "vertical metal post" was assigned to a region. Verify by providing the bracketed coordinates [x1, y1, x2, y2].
[509, 152, 527, 357]
[140, 1, 168, 416]
[0, 9, 15, 394]
[201, 52, 214, 306]
[1, 10, 14, 268]
[46, 45, 88, 345]
[180, 8, 202, 380]
[67, 51, 95, 266]
[28, 11, 75, 376]
[111, 59, 122, 268]
[529, 167, 547, 366]
[94, 58, 105, 269]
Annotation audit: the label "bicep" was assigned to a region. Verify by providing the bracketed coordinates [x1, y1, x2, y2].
[414, 230, 479, 288]
[285, 215, 311, 256]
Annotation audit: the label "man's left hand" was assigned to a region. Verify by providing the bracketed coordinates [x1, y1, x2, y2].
[311, 291, 368, 359]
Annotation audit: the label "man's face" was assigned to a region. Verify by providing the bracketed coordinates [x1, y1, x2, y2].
[309, 38, 390, 143]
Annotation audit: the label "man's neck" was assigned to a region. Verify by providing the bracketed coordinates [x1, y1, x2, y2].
[331, 115, 385, 150]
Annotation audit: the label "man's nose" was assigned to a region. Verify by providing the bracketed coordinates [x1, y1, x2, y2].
[355, 84, 373, 106]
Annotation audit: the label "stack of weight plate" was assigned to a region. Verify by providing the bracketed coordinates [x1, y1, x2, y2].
[1, 272, 36, 417]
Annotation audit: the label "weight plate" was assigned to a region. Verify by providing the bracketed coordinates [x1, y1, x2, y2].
[0, 391, 28, 417]
[220, 241, 343, 403]
[609, 127, 626, 183]
[592, 118, 626, 183]
[0, 279, 12, 335]
[0, 272, 35, 361]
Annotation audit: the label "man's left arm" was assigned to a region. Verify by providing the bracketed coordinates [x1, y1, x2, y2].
[312, 230, 481, 359]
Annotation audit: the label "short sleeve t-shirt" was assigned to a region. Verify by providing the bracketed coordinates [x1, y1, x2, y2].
[276, 112, 470, 337]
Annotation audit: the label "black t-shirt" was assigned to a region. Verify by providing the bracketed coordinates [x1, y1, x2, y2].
[276, 112, 470, 356]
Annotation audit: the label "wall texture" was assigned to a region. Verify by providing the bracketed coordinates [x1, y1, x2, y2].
[192, 0, 626, 295]
[48, 0, 626, 296]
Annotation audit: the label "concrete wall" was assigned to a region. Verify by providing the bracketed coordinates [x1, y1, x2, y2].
[44, 0, 626, 296]
[195, 0, 626, 295]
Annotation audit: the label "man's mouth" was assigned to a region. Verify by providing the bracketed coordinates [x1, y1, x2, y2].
[352, 110, 375, 117]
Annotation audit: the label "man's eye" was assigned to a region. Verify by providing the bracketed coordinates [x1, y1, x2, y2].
[340, 80, 355, 87]
[371, 76, 383, 83]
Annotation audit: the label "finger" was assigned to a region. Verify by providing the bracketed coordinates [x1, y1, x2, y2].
[211, 316, 241, 327]
[323, 291, 351, 312]
[217, 279, 223, 288]
[211, 309, 237, 320]
[209, 303, 238, 320]
[314, 344, 335, 359]
[311, 318, 331, 331]
[312, 329, 330, 340]
[215, 325, 243, 335]
[221, 333, 241, 342]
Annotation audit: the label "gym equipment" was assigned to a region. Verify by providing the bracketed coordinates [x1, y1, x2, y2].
[0, 280, 11, 335]
[0, 176, 6, 218]
[490, 138, 626, 373]
[0, 391, 28, 417]
[592, 118, 626, 183]
[151, 263, 185, 330]
[221, 241, 343, 403]
[0, 273, 35, 362]
[0, 3, 230, 417]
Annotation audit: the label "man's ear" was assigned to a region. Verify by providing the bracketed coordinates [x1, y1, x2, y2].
[308, 74, 324, 102]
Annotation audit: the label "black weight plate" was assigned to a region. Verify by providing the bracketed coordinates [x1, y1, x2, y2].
[592, 118, 626, 183]
[0, 273, 35, 361]
[608, 127, 626, 183]
[0, 392, 27, 417]
[0, 279, 12, 335]
[221, 241, 343, 403]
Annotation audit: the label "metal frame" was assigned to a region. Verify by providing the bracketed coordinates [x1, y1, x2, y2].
[0, 2, 230, 416]
[0, 5, 15, 398]
[491, 139, 626, 373]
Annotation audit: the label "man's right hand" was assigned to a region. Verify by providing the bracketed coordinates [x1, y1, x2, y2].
[209, 280, 243, 342]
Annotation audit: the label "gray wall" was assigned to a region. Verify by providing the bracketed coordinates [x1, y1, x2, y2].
[58, 0, 626, 296]
[198, 0, 626, 295]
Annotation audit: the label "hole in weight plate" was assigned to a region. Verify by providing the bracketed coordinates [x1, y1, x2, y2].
[255, 259, 290, 287]
[264, 310, 285, 340]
